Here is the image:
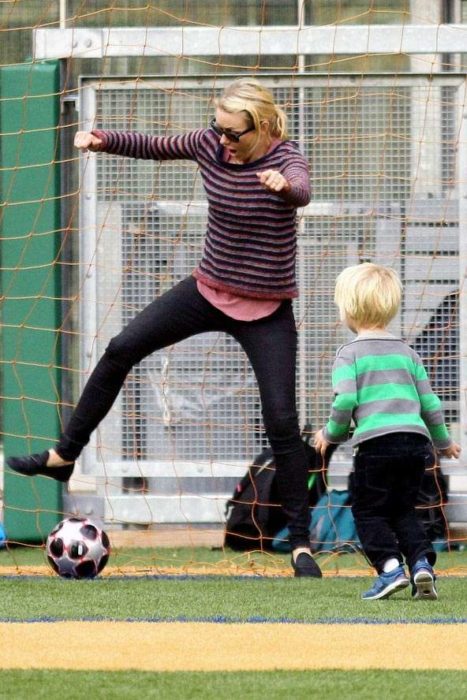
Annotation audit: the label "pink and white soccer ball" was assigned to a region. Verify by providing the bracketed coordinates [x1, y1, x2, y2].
[46, 517, 111, 579]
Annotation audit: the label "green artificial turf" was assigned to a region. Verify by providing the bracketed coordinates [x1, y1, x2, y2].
[1, 669, 467, 700]
[1, 546, 466, 699]
[0, 546, 466, 624]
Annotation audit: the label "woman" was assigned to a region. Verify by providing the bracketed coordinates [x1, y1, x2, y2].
[8, 78, 320, 577]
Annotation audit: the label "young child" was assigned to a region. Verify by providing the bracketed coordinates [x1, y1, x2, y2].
[314, 263, 460, 600]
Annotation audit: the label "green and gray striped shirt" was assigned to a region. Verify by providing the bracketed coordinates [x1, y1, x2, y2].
[323, 332, 452, 449]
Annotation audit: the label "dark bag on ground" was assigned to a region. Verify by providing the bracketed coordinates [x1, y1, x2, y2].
[272, 487, 361, 554]
[306, 488, 360, 553]
[223, 427, 335, 552]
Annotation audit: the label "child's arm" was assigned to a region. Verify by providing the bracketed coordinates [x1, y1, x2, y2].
[320, 347, 357, 446]
[413, 352, 461, 457]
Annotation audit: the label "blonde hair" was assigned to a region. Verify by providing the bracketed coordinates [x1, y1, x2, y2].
[217, 78, 288, 143]
[334, 263, 402, 329]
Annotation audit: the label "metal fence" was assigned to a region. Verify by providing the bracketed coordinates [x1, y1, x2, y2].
[77, 74, 466, 525]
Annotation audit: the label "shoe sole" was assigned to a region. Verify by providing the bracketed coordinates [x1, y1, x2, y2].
[292, 563, 323, 578]
[412, 571, 438, 600]
[293, 568, 322, 578]
[363, 577, 409, 600]
[291, 555, 323, 578]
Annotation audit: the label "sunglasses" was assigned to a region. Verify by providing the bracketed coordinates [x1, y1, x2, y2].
[210, 118, 255, 143]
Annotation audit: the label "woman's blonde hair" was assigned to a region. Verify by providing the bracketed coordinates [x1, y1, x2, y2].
[334, 262, 402, 328]
[217, 78, 288, 142]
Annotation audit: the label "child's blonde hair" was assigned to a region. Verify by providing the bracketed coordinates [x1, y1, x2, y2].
[217, 78, 288, 143]
[334, 262, 402, 329]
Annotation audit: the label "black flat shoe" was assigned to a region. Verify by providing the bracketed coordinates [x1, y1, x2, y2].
[6, 451, 74, 483]
[291, 552, 323, 578]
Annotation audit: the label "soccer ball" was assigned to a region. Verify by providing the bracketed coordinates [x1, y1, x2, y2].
[46, 517, 111, 579]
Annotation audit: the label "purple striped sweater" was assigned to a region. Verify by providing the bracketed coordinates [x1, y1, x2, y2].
[92, 128, 311, 299]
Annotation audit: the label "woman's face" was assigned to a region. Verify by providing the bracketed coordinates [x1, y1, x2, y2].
[213, 108, 268, 162]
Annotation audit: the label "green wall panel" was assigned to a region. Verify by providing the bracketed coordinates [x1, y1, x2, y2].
[1, 61, 63, 542]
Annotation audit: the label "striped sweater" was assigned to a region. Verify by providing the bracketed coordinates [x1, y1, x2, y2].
[92, 128, 311, 299]
[322, 333, 452, 450]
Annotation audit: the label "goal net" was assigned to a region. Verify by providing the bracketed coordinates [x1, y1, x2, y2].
[1, 0, 466, 573]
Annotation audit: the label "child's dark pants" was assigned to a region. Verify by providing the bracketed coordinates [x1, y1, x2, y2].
[351, 432, 437, 573]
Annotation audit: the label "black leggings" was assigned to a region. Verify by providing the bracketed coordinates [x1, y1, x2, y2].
[57, 276, 310, 548]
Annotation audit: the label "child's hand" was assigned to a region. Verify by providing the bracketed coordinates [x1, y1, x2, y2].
[440, 442, 461, 459]
[314, 429, 330, 456]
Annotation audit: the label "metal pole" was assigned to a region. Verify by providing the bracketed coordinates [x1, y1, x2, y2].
[59, 0, 67, 29]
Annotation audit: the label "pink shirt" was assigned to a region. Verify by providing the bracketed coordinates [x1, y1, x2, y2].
[196, 138, 284, 321]
[196, 280, 280, 320]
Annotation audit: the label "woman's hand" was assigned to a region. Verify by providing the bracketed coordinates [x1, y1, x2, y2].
[256, 169, 291, 193]
[74, 131, 103, 152]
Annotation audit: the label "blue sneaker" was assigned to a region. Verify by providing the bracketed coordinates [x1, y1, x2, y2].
[410, 559, 438, 600]
[362, 566, 409, 600]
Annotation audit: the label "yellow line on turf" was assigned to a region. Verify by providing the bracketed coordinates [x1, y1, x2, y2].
[1, 622, 467, 671]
